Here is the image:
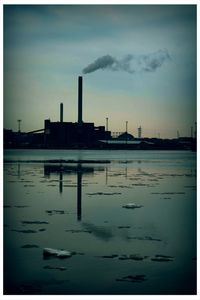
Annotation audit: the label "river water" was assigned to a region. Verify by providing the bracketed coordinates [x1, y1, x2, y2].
[3, 150, 196, 295]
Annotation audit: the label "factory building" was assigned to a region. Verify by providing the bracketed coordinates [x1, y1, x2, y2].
[44, 76, 111, 148]
[4, 76, 195, 151]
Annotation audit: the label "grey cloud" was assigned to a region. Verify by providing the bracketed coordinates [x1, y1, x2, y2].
[82, 49, 171, 74]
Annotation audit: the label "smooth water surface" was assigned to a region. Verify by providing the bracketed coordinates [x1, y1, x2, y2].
[4, 150, 196, 295]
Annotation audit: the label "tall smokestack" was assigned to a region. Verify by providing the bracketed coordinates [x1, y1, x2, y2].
[60, 102, 63, 122]
[78, 76, 83, 124]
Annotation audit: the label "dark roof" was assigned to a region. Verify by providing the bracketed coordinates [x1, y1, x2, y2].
[117, 132, 134, 140]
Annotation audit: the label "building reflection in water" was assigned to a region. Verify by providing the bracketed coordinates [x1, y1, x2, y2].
[105, 162, 129, 186]
[43, 163, 104, 221]
[17, 163, 21, 179]
[59, 172, 63, 194]
[105, 166, 108, 185]
[77, 168, 82, 221]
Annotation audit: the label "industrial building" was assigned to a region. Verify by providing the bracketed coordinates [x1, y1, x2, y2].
[3, 76, 196, 151]
[44, 76, 111, 148]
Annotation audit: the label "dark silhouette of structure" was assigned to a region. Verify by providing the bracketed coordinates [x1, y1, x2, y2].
[44, 76, 111, 148]
[77, 168, 82, 221]
[17, 120, 21, 133]
[78, 76, 83, 124]
[3, 76, 196, 151]
[43, 163, 105, 221]
[117, 132, 134, 141]
[60, 103, 63, 123]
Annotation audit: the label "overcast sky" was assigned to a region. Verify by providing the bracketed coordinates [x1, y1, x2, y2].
[4, 5, 196, 138]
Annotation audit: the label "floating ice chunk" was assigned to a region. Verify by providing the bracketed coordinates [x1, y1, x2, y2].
[21, 220, 49, 224]
[151, 257, 173, 262]
[116, 274, 146, 283]
[118, 254, 148, 261]
[43, 265, 67, 271]
[151, 254, 174, 262]
[12, 229, 37, 233]
[43, 248, 72, 258]
[122, 203, 143, 209]
[97, 254, 118, 259]
[21, 244, 39, 248]
[128, 236, 161, 242]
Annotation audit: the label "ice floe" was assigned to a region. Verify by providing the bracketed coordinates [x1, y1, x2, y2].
[43, 248, 72, 258]
[122, 203, 143, 209]
[21, 221, 49, 224]
[87, 192, 121, 196]
[151, 254, 174, 262]
[96, 254, 118, 259]
[21, 244, 39, 248]
[12, 229, 37, 233]
[65, 229, 92, 234]
[43, 265, 66, 271]
[127, 236, 161, 242]
[118, 254, 148, 261]
[116, 274, 146, 283]
[118, 226, 131, 229]
[45, 210, 66, 215]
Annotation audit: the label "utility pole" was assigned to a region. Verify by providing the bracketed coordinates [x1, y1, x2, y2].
[125, 121, 128, 144]
[106, 117, 109, 143]
[191, 126, 193, 138]
[126, 121, 128, 133]
[138, 126, 142, 139]
[194, 122, 197, 139]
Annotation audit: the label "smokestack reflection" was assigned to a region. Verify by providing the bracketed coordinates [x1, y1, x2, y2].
[59, 172, 63, 194]
[77, 166, 82, 221]
[105, 166, 108, 185]
[17, 163, 21, 179]
[44, 163, 104, 221]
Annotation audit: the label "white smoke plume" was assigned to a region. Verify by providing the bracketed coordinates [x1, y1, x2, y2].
[82, 49, 170, 74]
